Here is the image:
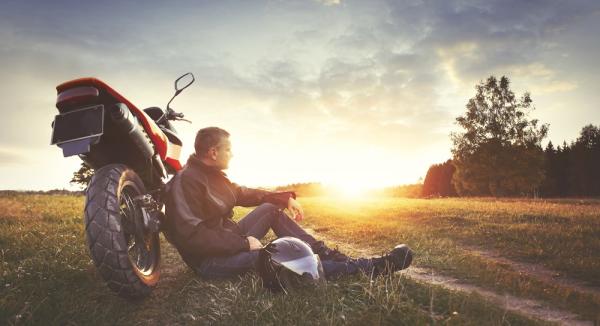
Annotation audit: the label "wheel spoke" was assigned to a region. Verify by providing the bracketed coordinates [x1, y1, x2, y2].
[136, 246, 143, 267]
[119, 186, 158, 275]
[127, 233, 151, 271]
[139, 250, 148, 270]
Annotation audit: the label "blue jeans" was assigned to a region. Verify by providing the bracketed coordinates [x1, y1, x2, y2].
[195, 203, 375, 279]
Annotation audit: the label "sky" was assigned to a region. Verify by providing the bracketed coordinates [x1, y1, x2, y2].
[1, 0, 599, 191]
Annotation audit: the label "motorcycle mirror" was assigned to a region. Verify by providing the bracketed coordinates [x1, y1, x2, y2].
[175, 73, 195, 93]
[158, 73, 195, 124]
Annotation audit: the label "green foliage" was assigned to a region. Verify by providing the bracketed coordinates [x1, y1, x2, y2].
[567, 125, 600, 195]
[70, 162, 94, 189]
[540, 124, 600, 197]
[451, 76, 548, 196]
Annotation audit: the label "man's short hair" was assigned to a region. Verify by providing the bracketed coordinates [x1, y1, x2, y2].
[194, 127, 230, 156]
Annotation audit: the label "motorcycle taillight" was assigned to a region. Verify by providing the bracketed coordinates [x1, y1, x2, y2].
[56, 86, 100, 112]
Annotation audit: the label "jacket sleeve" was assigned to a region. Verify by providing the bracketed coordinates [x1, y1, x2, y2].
[232, 182, 296, 208]
[264, 191, 296, 208]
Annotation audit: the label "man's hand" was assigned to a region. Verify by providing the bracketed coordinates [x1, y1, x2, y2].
[288, 197, 304, 222]
[247, 236, 263, 251]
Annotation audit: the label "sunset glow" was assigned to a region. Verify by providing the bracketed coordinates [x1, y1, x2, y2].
[327, 181, 374, 199]
[1, 1, 599, 190]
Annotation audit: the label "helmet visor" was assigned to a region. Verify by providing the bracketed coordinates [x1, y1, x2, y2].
[279, 254, 325, 281]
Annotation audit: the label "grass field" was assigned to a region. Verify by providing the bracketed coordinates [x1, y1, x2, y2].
[1, 193, 599, 325]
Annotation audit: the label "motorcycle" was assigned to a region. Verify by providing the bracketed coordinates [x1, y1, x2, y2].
[50, 73, 194, 298]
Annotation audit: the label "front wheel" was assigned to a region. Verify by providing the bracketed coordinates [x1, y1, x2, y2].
[84, 164, 160, 298]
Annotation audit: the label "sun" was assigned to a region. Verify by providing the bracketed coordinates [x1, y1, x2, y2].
[334, 184, 367, 198]
[326, 180, 376, 199]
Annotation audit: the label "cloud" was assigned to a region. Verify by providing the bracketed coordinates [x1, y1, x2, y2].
[377, 0, 600, 85]
[0, 149, 27, 166]
[504, 63, 578, 94]
[315, 0, 341, 6]
[330, 26, 381, 53]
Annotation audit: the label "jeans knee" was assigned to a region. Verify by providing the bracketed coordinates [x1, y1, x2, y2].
[258, 203, 289, 226]
[258, 202, 280, 214]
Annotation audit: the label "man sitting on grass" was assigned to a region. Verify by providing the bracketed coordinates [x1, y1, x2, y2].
[163, 127, 413, 280]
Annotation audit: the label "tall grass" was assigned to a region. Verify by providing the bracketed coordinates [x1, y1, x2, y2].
[298, 197, 600, 321]
[2, 194, 588, 324]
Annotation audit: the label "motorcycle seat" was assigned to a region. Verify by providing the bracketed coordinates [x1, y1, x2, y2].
[57, 78, 139, 113]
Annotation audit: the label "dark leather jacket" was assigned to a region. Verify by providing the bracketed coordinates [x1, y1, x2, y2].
[163, 154, 295, 266]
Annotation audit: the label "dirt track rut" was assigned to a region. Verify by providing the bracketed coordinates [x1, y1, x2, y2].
[406, 266, 591, 326]
[306, 229, 596, 326]
[463, 246, 600, 299]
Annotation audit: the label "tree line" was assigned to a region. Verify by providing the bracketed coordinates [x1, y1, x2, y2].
[274, 182, 423, 198]
[423, 75, 599, 198]
[423, 125, 600, 198]
[539, 126, 600, 197]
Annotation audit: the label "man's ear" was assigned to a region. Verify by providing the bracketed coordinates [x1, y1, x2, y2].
[209, 147, 218, 160]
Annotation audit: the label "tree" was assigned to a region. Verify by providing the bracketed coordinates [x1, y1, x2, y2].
[451, 76, 548, 196]
[71, 162, 94, 189]
[422, 159, 457, 197]
[540, 141, 559, 196]
[556, 141, 571, 196]
[568, 125, 600, 196]
[538, 125, 600, 197]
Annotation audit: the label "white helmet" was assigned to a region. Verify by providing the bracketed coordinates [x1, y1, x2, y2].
[257, 237, 325, 292]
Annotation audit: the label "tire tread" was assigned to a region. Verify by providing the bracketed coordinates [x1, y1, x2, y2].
[84, 164, 158, 299]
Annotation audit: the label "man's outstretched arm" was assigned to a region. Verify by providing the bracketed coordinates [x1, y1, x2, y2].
[232, 183, 296, 208]
[233, 183, 304, 221]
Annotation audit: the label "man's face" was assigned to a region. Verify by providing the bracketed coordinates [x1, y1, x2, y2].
[211, 137, 232, 170]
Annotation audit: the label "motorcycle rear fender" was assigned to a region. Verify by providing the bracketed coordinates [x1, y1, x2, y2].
[55, 77, 183, 172]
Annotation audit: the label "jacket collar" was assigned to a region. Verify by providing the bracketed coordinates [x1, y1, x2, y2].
[186, 153, 225, 176]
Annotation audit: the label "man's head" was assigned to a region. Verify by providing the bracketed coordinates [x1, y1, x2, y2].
[194, 127, 232, 170]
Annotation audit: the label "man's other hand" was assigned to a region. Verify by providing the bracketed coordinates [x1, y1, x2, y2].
[288, 197, 304, 222]
[247, 236, 263, 251]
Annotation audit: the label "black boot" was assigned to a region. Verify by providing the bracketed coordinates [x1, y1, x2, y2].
[311, 241, 351, 262]
[371, 244, 413, 277]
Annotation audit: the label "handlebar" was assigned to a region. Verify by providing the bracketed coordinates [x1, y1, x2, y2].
[169, 110, 191, 123]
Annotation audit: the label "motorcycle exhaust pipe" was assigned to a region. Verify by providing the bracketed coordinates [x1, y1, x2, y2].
[110, 103, 154, 160]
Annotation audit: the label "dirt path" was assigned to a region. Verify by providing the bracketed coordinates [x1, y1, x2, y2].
[406, 267, 591, 326]
[463, 246, 600, 299]
[306, 229, 595, 326]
